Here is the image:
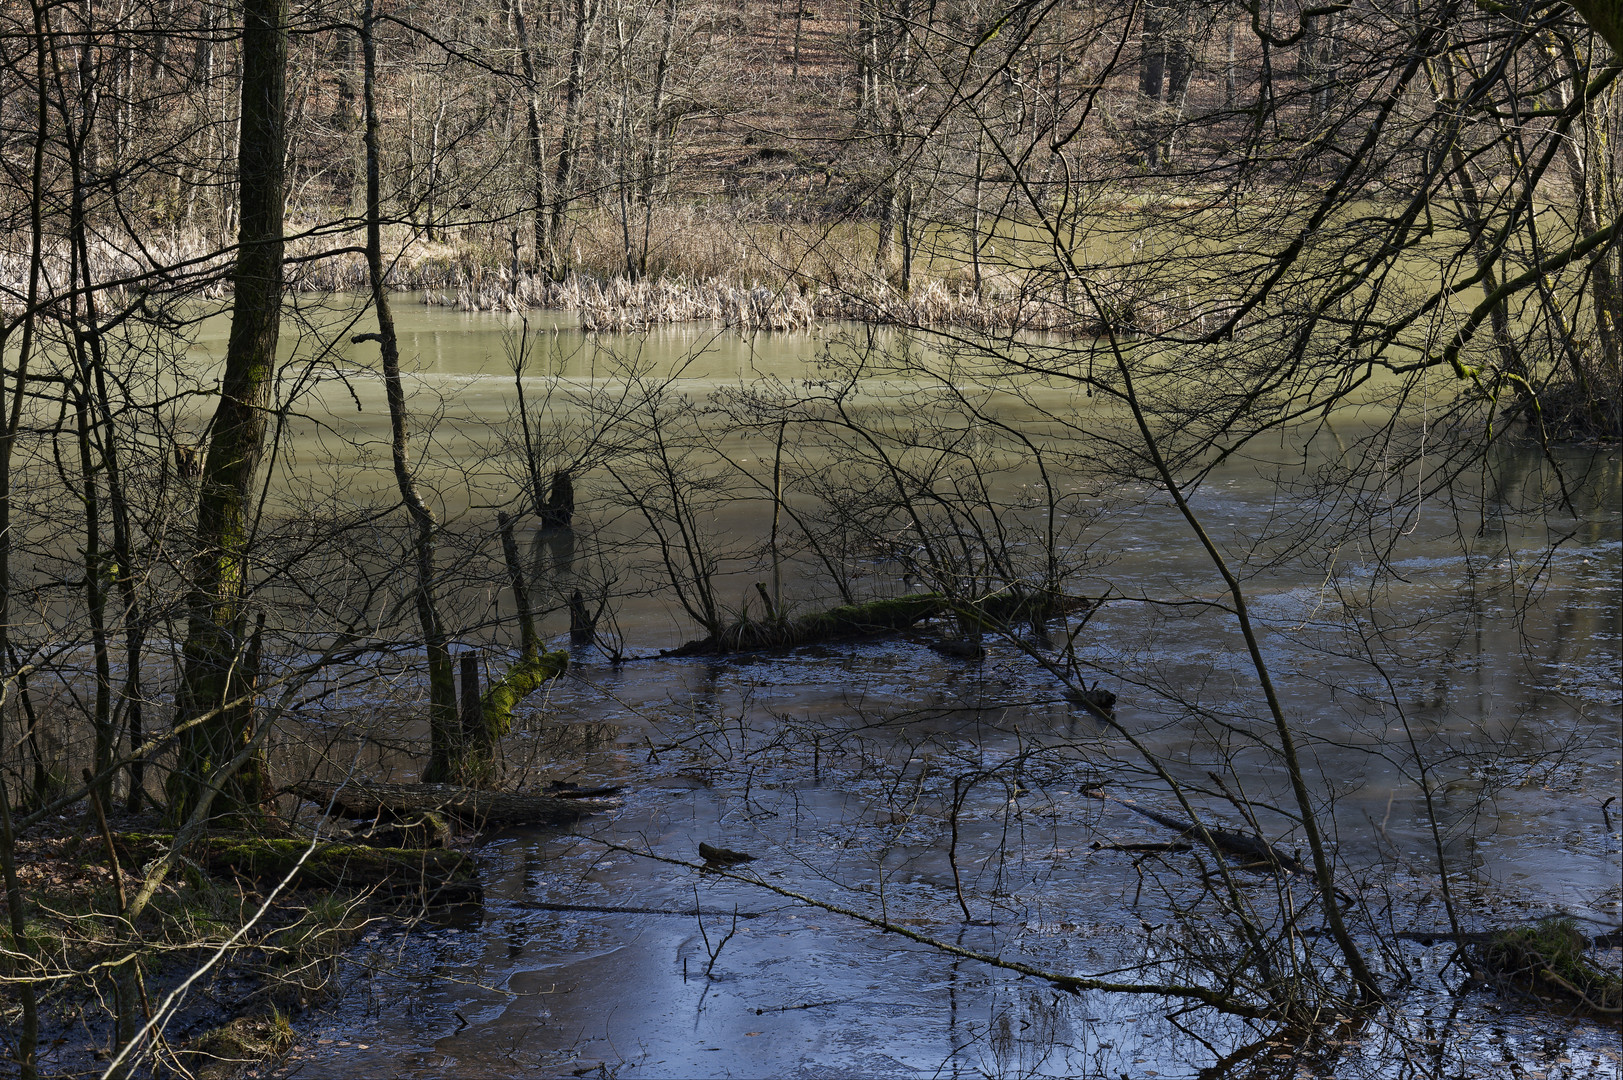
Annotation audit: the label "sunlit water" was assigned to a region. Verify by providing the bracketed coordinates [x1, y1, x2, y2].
[243, 303, 1621, 1079]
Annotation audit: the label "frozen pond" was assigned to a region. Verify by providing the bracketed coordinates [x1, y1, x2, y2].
[250, 304, 1620, 1078]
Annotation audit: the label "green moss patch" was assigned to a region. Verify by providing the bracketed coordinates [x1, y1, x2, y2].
[187, 1011, 295, 1079]
[1477, 918, 1622, 1016]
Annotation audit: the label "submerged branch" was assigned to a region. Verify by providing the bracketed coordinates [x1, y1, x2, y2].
[291, 778, 592, 827]
[664, 590, 1090, 656]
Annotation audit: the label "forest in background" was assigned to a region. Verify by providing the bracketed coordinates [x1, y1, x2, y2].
[3, 0, 1620, 345]
[0, 0, 1620, 1074]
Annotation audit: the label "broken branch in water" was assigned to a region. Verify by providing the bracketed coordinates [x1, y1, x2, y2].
[664, 593, 946, 655]
[662, 589, 1094, 656]
[290, 779, 597, 827]
[698, 841, 756, 866]
[1085, 789, 1306, 875]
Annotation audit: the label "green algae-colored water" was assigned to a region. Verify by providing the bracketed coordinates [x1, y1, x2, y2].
[172, 301, 1619, 1079]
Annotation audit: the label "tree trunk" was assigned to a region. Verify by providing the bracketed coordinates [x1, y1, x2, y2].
[1224, 19, 1237, 108]
[1297, 11, 1319, 78]
[1165, 7, 1192, 100]
[331, 25, 356, 207]
[898, 181, 914, 296]
[168, 0, 288, 826]
[76, 256, 149, 815]
[1566, 0, 1623, 53]
[875, 183, 895, 274]
[970, 131, 983, 294]
[1140, 6, 1165, 100]
[857, 0, 873, 114]
[1553, 49, 1621, 414]
[510, 0, 549, 267]
[462, 649, 569, 783]
[548, 0, 599, 277]
[423, 99, 446, 241]
[0, 3, 48, 1028]
[792, 0, 805, 76]
[1439, 58, 1532, 402]
[52, 39, 118, 811]
[636, 0, 678, 271]
[0, 772, 39, 1080]
[441, 513, 569, 786]
[73, 380, 115, 810]
[359, 0, 460, 784]
[58, 35, 140, 815]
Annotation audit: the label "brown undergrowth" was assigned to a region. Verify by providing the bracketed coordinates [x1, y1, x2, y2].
[0, 209, 1176, 336]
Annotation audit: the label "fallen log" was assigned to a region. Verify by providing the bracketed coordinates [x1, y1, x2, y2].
[1300, 925, 1623, 949]
[741, 592, 941, 651]
[1090, 840, 1193, 854]
[665, 593, 947, 655]
[544, 781, 624, 798]
[291, 779, 594, 828]
[116, 832, 481, 902]
[1085, 789, 1306, 875]
[964, 588, 1092, 629]
[664, 589, 1093, 656]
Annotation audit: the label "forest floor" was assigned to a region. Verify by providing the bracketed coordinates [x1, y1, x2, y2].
[1, 809, 469, 1079]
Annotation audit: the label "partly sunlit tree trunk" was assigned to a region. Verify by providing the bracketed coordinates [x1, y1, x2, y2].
[167, 0, 288, 826]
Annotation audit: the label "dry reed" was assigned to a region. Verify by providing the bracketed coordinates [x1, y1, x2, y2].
[2, 209, 1181, 336]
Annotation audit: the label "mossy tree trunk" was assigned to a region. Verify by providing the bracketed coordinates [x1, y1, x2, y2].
[167, 0, 288, 826]
[457, 650, 570, 786]
[447, 514, 568, 787]
[1566, 0, 1623, 54]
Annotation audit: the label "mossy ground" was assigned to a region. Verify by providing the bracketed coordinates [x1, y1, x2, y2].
[185, 1010, 295, 1079]
[1477, 918, 1623, 1016]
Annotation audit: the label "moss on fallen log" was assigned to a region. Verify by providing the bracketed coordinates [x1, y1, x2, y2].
[1476, 917, 1622, 1015]
[115, 832, 481, 902]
